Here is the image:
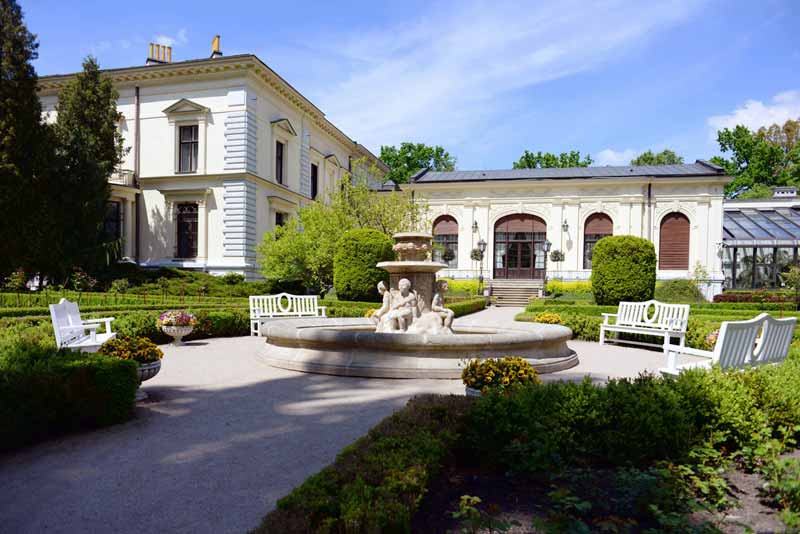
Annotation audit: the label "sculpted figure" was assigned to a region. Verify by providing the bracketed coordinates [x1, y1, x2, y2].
[432, 280, 454, 329]
[370, 281, 392, 327]
[383, 278, 418, 331]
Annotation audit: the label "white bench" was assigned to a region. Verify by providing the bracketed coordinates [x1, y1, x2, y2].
[50, 298, 116, 352]
[249, 293, 327, 336]
[660, 313, 796, 376]
[600, 300, 690, 350]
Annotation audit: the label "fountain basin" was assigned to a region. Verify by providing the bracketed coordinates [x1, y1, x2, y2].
[259, 317, 578, 379]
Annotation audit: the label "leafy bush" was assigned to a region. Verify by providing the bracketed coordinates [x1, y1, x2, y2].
[445, 297, 487, 318]
[113, 311, 169, 343]
[532, 311, 561, 324]
[253, 395, 473, 534]
[438, 278, 480, 296]
[545, 280, 592, 297]
[655, 279, 706, 303]
[591, 235, 656, 305]
[98, 336, 163, 364]
[461, 356, 540, 393]
[333, 229, 394, 302]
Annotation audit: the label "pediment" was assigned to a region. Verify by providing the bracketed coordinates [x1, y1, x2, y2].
[163, 98, 210, 115]
[270, 118, 297, 137]
[324, 153, 343, 167]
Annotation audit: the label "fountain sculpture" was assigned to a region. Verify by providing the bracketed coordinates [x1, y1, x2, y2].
[259, 232, 578, 378]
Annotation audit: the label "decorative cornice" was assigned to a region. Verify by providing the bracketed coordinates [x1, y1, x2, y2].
[271, 118, 297, 137]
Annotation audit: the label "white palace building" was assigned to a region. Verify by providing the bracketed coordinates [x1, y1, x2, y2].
[37, 39, 800, 299]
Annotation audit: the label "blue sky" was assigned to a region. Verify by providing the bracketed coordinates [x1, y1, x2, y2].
[22, 0, 800, 170]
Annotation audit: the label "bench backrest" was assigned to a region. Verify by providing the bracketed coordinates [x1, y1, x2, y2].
[250, 293, 319, 319]
[49, 298, 85, 348]
[616, 300, 690, 331]
[715, 313, 796, 368]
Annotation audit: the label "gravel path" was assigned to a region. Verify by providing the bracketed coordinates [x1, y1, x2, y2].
[0, 306, 678, 534]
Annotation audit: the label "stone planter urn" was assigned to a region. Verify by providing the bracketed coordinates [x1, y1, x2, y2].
[162, 325, 193, 345]
[136, 360, 161, 401]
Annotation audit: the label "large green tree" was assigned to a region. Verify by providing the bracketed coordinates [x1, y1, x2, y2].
[379, 142, 456, 184]
[512, 150, 593, 169]
[0, 0, 50, 277]
[711, 118, 800, 198]
[44, 56, 126, 277]
[258, 159, 429, 292]
[630, 149, 684, 166]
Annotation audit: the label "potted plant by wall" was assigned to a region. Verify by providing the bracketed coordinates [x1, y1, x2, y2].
[157, 310, 197, 345]
[99, 336, 164, 401]
[461, 356, 540, 397]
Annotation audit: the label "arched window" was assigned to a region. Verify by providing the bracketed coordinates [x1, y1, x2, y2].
[583, 213, 613, 269]
[433, 215, 459, 268]
[659, 212, 690, 269]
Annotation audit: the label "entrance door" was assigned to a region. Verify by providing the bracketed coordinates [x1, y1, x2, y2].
[177, 203, 198, 258]
[493, 214, 546, 279]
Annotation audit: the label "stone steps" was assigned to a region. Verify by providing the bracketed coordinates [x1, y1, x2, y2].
[489, 279, 543, 307]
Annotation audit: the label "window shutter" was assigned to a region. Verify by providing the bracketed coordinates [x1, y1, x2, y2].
[433, 216, 458, 235]
[659, 212, 690, 269]
[585, 213, 612, 234]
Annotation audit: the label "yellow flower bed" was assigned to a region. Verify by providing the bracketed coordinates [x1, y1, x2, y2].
[461, 356, 540, 393]
[532, 311, 562, 324]
[99, 336, 163, 364]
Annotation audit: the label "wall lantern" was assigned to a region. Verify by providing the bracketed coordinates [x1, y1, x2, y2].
[543, 240, 552, 253]
[561, 219, 569, 232]
[477, 238, 487, 254]
[472, 220, 479, 233]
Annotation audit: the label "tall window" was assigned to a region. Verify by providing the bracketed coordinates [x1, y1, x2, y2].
[103, 201, 122, 241]
[275, 141, 285, 184]
[275, 212, 285, 227]
[178, 125, 198, 173]
[176, 203, 198, 258]
[432, 216, 459, 268]
[583, 213, 613, 269]
[311, 163, 319, 199]
[659, 212, 690, 269]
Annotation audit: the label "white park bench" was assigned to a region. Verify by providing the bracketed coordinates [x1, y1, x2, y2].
[50, 298, 116, 352]
[249, 293, 327, 336]
[600, 300, 690, 350]
[660, 313, 796, 376]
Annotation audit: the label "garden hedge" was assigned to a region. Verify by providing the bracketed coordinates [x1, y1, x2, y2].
[654, 279, 706, 303]
[591, 235, 656, 305]
[333, 229, 394, 302]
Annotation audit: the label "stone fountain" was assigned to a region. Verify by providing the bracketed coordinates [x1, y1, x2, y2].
[259, 232, 578, 378]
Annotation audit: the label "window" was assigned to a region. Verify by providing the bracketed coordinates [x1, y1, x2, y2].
[583, 213, 613, 269]
[311, 163, 319, 199]
[275, 211, 285, 227]
[176, 203, 198, 258]
[178, 125, 198, 173]
[432, 215, 458, 268]
[103, 201, 122, 241]
[659, 212, 690, 269]
[275, 141, 285, 184]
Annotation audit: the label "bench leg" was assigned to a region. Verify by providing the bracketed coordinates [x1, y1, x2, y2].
[599, 326, 605, 345]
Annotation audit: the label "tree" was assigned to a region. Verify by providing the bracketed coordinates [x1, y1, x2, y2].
[46, 56, 126, 277]
[630, 149, 684, 166]
[333, 229, 394, 302]
[711, 118, 800, 198]
[512, 150, 592, 169]
[258, 159, 429, 292]
[0, 0, 50, 278]
[379, 142, 456, 184]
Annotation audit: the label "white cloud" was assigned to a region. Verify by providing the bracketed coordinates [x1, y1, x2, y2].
[595, 148, 638, 166]
[305, 0, 705, 162]
[154, 29, 188, 47]
[708, 90, 800, 134]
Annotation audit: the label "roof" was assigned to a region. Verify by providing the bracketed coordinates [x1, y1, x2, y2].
[724, 207, 800, 247]
[410, 160, 725, 183]
[367, 177, 399, 192]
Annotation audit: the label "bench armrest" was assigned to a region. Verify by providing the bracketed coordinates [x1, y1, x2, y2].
[84, 317, 114, 333]
[601, 313, 617, 325]
[664, 345, 713, 373]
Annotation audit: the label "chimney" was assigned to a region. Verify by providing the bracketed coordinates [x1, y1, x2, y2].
[210, 35, 223, 58]
[773, 186, 797, 199]
[146, 43, 172, 65]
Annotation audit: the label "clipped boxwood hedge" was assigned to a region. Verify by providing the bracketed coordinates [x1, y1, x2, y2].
[333, 229, 394, 302]
[591, 235, 656, 305]
[654, 279, 706, 303]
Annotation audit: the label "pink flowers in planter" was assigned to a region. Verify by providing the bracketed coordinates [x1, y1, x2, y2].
[157, 310, 197, 328]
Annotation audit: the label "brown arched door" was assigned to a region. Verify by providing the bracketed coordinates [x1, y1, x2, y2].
[659, 212, 690, 269]
[494, 214, 547, 279]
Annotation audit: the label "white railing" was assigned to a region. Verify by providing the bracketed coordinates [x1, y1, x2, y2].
[109, 169, 135, 186]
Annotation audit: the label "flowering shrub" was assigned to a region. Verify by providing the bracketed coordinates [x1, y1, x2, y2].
[157, 310, 197, 327]
[705, 329, 720, 348]
[461, 356, 540, 393]
[533, 311, 562, 324]
[99, 336, 163, 364]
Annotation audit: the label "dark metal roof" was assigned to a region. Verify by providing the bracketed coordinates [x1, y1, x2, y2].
[724, 208, 800, 247]
[410, 160, 725, 183]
